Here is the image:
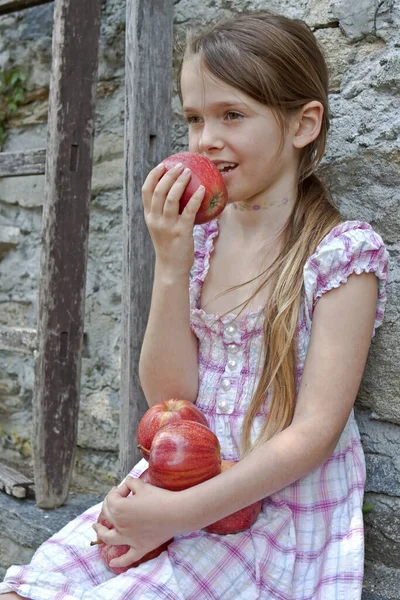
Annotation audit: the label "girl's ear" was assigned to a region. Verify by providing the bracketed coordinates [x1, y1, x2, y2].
[293, 101, 324, 149]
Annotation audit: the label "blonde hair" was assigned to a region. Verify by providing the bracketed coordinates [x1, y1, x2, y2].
[179, 11, 343, 455]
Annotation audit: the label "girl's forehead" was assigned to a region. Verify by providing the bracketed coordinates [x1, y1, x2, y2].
[181, 56, 252, 110]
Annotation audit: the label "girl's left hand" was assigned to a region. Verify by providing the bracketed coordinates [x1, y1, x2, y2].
[92, 477, 182, 568]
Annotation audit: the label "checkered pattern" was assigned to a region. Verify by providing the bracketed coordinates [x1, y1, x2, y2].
[0, 220, 388, 599]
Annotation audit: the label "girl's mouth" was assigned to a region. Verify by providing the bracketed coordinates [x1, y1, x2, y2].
[216, 163, 238, 177]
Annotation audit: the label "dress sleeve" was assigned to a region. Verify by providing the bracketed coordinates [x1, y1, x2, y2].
[189, 224, 207, 284]
[303, 221, 389, 336]
[189, 220, 219, 304]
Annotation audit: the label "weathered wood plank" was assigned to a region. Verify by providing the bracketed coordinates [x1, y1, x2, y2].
[0, 463, 35, 499]
[119, 0, 174, 476]
[32, 0, 102, 509]
[0, 325, 37, 353]
[0, 0, 52, 15]
[0, 149, 46, 177]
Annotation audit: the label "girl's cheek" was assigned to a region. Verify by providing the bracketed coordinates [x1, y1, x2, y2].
[188, 134, 200, 153]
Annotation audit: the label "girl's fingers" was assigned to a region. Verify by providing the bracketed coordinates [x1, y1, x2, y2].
[163, 168, 192, 219]
[123, 476, 144, 494]
[150, 163, 185, 216]
[141, 163, 166, 214]
[92, 523, 122, 546]
[109, 546, 144, 568]
[179, 185, 205, 225]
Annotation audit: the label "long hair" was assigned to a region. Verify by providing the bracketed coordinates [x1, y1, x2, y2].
[179, 11, 343, 455]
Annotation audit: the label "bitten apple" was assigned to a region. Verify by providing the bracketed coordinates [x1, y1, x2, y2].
[148, 420, 221, 491]
[203, 461, 262, 535]
[137, 398, 208, 459]
[163, 152, 228, 224]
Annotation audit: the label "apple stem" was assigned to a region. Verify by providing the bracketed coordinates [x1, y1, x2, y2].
[137, 443, 150, 456]
[90, 539, 104, 547]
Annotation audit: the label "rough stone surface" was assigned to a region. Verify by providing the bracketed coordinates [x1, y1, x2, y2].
[332, 0, 396, 42]
[363, 560, 400, 599]
[0, 0, 399, 590]
[0, 226, 20, 257]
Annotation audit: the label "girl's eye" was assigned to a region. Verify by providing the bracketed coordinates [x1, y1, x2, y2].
[225, 111, 243, 121]
[185, 115, 202, 125]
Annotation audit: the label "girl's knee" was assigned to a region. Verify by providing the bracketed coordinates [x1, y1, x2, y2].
[0, 593, 28, 599]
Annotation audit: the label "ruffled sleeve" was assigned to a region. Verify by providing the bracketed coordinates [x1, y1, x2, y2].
[189, 220, 219, 310]
[303, 221, 389, 336]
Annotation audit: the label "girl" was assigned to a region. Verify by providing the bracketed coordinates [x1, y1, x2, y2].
[0, 10, 389, 600]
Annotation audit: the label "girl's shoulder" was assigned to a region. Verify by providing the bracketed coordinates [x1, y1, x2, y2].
[303, 220, 390, 334]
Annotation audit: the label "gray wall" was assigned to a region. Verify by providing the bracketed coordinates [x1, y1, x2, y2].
[0, 0, 399, 584]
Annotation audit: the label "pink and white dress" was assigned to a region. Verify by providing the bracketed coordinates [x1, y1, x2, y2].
[0, 220, 389, 600]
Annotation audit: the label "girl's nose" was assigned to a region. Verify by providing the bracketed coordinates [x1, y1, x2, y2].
[197, 123, 224, 153]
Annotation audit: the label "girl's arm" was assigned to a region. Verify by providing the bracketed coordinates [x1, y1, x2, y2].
[182, 271, 378, 527]
[139, 266, 199, 406]
[95, 272, 378, 566]
[138, 163, 205, 406]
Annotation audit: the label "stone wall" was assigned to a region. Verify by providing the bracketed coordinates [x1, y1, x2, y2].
[0, 0, 399, 589]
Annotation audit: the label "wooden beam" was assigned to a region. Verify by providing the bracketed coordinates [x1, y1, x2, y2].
[0, 463, 35, 499]
[119, 0, 174, 476]
[32, 0, 102, 509]
[0, 0, 53, 15]
[0, 149, 46, 177]
[0, 326, 37, 354]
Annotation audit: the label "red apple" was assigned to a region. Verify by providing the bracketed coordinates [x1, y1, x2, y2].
[148, 420, 221, 491]
[93, 510, 173, 574]
[163, 152, 227, 224]
[203, 461, 262, 535]
[137, 398, 209, 459]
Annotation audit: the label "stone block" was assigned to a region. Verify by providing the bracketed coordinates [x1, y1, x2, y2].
[358, 321, 400, 423]
[315, 27, 355, 92]
[91, 157, 124, 195]
[363, 560, 400, 599]
[0, 175, 45, 208]
[0, 227, 20, 257]
[306, 0, 337, 27]
[332, 0, 395, 41]
[93, 132, 123, 165]
[365, 454, 400, 497]
[364, 493, 400, 568]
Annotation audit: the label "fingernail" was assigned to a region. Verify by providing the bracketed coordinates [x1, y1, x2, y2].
[198, 185, 205, 192]
[173, 162, 183, 170]
[183, 167, 191, 176]
[156, 162, 165, 169]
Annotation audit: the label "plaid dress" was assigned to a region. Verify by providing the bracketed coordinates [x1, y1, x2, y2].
[0, 220, 389, 600]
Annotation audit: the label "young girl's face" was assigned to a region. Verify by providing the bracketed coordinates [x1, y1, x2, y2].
[181, 56, 300, 206]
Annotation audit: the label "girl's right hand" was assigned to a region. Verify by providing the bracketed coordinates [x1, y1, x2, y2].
[141, 162, 205, 277]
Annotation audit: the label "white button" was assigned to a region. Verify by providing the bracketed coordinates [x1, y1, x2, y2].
[221, 378, 231, 391]
[225, 324, 237, 335]
[227, 343, 239, 354]
[227, 359, 237, 370]
[217, 399, 229, 413]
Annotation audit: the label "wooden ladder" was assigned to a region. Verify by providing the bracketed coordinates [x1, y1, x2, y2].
[0, 0, 174, 508]
[0, 0, 102, 508]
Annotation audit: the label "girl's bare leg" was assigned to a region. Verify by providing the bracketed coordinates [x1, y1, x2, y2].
[0, 594, 27, 599]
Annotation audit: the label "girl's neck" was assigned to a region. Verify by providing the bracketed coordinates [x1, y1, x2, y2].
[222, 193, 295, 242]
[232, 196, 290, 212]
